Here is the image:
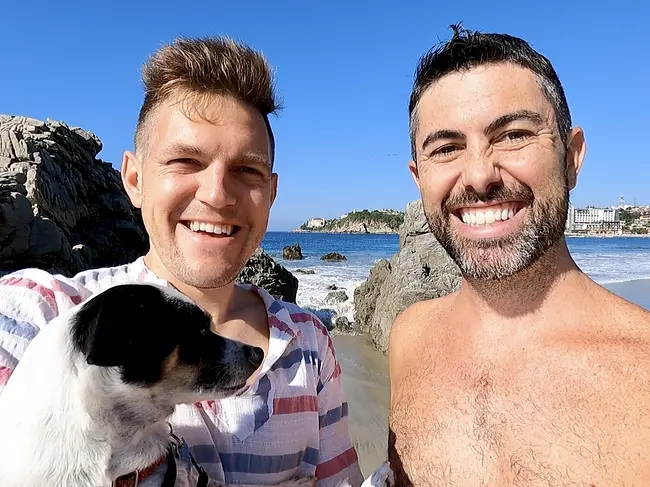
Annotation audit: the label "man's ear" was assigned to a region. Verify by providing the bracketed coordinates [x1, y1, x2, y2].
[408, 160, 421, 191]
[565, 127, 586, 191]
[270, 172, 278, 207]
[121, 150, 143, 208]
[71, 284, 167, 367]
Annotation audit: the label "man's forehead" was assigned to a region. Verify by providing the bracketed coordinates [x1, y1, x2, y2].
[145, 95, 272, 162]
[416, 63, 554, 130]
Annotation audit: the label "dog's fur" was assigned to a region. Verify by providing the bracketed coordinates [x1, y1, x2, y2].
[0, 282, 392, 487]
[0, 282, 274, 486]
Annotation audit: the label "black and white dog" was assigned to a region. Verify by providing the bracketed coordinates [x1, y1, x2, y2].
[0, 282, 318, 487]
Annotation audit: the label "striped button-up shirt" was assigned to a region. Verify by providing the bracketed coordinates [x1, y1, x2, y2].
[0, 257, 364, 486]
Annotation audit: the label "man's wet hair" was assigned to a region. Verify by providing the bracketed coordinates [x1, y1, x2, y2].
[409, 24, 571, 161]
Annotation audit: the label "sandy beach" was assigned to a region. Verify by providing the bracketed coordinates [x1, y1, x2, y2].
[333, 278, 650, 477]
[331, 332, 390, 477]
[604, 278, 650, 310]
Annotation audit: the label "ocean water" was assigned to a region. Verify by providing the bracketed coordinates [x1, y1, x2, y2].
[261, 232, 650, 321]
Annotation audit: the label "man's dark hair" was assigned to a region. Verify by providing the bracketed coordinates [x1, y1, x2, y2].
[409, 24, 571, 160]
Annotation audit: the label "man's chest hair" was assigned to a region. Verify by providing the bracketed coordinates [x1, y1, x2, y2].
[390, 362, 644, 487]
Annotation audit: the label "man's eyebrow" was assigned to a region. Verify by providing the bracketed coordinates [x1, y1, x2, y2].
[421, 129, 466, 152]
[242, 151, 271, 168]
[160, 142, 206, 159]
[484, 110, 545, 135]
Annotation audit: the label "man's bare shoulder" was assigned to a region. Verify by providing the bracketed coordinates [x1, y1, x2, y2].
[387, 291, 459, 369]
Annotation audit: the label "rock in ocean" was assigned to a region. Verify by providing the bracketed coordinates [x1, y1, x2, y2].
[353, 199, 462, 353]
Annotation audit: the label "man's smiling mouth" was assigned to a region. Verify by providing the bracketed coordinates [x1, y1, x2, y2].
[181, 221, 241, 236]
[454, 202, 524, 226]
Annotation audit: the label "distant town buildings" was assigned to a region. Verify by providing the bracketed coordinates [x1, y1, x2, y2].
[304, 217, 326, 229]
[566, 198, 650, 235]
[566, 205, 622, 234]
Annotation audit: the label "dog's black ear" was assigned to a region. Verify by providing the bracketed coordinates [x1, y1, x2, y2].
[71, 284, 176, 367]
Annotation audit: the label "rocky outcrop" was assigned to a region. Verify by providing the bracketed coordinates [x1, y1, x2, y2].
[236, 247, 299, 303]
[321, 252, 347, 261]
[354, 199, 462, 353]
[0, 115, 148, 276]
[0, 115, 298, 303]
[283, 243, 303, 260]
[325, 289, 349, 304]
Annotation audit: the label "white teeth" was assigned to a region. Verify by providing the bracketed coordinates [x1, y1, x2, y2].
[186, 221, 235, 235]
[458, 205, 519, 227]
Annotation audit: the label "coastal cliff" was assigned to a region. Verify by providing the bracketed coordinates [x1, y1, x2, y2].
[296, 209, 404, 234]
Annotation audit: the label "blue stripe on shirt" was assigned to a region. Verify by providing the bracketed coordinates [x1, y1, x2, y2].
[0, 315, 39, 340]
[220, 447, 319, 474]
[319, 402, 349, 429]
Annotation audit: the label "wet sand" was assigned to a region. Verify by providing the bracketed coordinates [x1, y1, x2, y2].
[604, 278, 650, 310]
[331, 332, 390, 477]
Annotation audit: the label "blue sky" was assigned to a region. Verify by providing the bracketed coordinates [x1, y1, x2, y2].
[2, 0, 649, 230]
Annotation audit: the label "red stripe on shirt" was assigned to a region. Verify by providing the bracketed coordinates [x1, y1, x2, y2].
[290, 312, 336, 358]
[269, 315, 296, 336]
[315, 447, 359, 480]
[0, 277, 57, 311]
[50, 281, 83, 305]
[273, 395, 318, 415]
[0, 366, 13, 385]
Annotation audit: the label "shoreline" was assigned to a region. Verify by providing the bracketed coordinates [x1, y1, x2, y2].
[566, 233, 650, 238]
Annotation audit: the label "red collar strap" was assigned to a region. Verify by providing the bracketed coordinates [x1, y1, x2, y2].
[113, 454, 167, 487]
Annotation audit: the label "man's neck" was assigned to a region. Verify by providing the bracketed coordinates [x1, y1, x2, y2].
[143, 252, 236, 325]
[458, 238, 586, 323]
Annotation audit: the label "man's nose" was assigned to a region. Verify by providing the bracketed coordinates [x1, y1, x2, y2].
[460, 147, 502, 196]
[194, 165, 237, 207]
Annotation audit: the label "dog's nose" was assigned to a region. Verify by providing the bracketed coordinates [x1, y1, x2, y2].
[243, 345, 264, 368]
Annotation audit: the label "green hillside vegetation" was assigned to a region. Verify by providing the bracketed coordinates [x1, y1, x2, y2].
[300, 210, 404, 232]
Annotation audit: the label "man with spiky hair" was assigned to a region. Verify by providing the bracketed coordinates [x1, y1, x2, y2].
[0, 37, 363, 487]
[387, 25, 650, 486]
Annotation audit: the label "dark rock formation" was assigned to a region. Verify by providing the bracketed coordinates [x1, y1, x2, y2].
[334, 316, 352, 332]
[295, 268, 315, 274]
[326, 289, 349, 304]
[354, 199, 462, 353]
[321, 252, 347, 261]
[236, 247, 299, 303]
[326, 284, 338, 290]
[283, 243, 303, 260]
[0, 115, 299, 303]
[0, 115, 148, 276]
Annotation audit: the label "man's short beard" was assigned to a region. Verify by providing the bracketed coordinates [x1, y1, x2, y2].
[425, 179, 569, 281]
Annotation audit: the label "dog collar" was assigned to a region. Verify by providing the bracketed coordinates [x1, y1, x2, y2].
[113, 454, 167, 487]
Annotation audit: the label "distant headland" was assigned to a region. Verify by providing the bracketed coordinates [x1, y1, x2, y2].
[293, 209, 404, 234]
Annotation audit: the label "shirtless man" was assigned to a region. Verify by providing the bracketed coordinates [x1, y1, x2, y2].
[387, 26, 650, 486]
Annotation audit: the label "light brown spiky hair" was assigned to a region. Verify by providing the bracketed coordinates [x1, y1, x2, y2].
[134, 36, 281, 164]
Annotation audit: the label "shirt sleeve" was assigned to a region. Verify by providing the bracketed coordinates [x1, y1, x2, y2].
[0, 268, 84, 394]
[313, 317, 364, 487]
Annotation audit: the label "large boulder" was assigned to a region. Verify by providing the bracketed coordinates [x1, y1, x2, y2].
[354, 199, 462, 353]
[0, 115, 299, 303]
[237, 247, 299, 303]
[0, 115, 148, 276]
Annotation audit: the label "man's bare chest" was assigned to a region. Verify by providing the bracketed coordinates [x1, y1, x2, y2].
[389, 362, 637, 487]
